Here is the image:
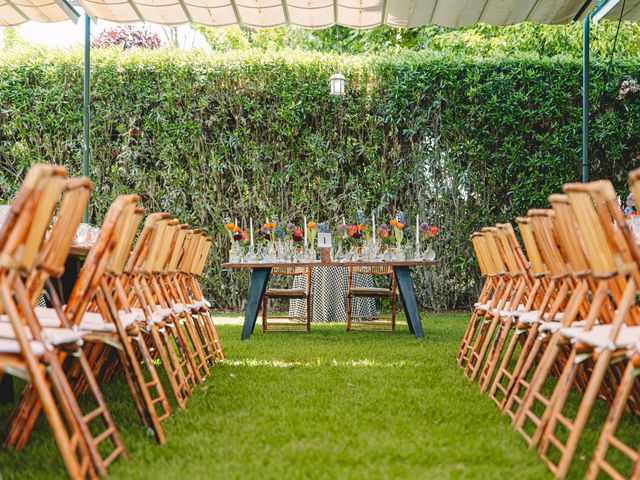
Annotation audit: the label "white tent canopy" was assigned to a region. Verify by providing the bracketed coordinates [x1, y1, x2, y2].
[2, 0, 640, 28]
[0, 0, 77, 25]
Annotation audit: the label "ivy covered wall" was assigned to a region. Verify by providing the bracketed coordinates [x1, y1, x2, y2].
[1, 49, 639, 309]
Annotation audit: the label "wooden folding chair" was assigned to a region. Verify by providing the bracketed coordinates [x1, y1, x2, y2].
[0, 165, 102, 479]
[488, 216, 548, 407]
[168, 229, 223, 363]
[533, 181, 640, 478]
[346, 265, 397, 332]
[262, 266, 311, 332]
[585, 168, 640, 479]
[586, 341, 640, 479]
[501, 208, 589, 427]
[3, 190, 131, 476]
[464, 227, 523, 381]
[148, 221, 210, 382]
[509, 205, 598, 444]
[458, 232, 504, 367]
[121, 214, 195, 408]
[478, 223, 535, 391]
[66, 199, 170, 445]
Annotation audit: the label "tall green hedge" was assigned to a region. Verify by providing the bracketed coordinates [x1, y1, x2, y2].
[1, 48, 639, 310]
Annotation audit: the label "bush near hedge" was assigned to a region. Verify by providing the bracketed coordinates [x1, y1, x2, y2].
[0, 48, 638, 310]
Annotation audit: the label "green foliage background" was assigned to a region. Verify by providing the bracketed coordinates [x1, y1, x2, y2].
[0, 48, 639, 310]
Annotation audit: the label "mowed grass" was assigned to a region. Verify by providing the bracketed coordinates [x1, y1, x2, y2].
[1, 313, 566, 479]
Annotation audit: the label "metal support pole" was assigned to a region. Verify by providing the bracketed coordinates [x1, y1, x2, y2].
[83, 13, 91, 221]
[582, 13, 590, 183]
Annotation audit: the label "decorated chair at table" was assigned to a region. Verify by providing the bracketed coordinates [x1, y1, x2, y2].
[262, 266, 311, 332]
[346, 265, 396, 332]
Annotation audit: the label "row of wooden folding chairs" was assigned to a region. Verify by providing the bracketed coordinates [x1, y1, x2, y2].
[458, 169, 640, 479]
[0, 164, 223, 479]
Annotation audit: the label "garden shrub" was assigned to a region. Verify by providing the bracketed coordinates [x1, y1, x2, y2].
[0, 48, 638, 310]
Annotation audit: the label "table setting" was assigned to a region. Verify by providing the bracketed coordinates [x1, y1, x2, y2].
[223, 210, 439, 265]
[221, 210, 439, 340]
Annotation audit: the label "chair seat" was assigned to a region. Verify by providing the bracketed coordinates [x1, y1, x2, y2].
[518, 310, 563, 325]
[0, 338, 46, 357]
[190, 300, 210, 311]
[350, 287, 392, 297]
[130, 307, 173, 324]
[560, 324, 640, 350]
[491, 304, 525, 317]
[474, 301, 492, 311]
[0, 322, 80, 346]
[265, 288, 307, 298]
[539, 320, 587, 334]
[33, 307, 140, 332]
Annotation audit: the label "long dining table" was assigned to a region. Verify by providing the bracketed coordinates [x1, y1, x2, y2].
[221, 260, 436, 340]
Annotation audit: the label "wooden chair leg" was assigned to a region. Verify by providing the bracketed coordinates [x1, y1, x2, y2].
[262, 297, 267, 333]
[391, 291, 396, 333]
[586, 358, 639, 480]
[539, 350, 614, 478]
[346, 293, 352, 332]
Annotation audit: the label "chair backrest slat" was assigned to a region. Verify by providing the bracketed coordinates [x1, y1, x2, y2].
[0, 164, 67, 272]
[515, 217, 547, 276]
[564, 183, 618, 278]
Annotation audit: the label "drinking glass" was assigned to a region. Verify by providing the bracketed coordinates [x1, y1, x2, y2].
[73, 223, 90, 246]
[0, 205, 10, 230]
[87, 227, 100, 246]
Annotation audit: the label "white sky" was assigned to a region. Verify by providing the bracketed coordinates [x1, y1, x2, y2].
[3, 11, 209, 50]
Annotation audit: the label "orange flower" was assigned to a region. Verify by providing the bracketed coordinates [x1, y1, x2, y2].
[396, 223, 405, 230]
[429, 226, 439, 238]
[232, 225, 241, 233]
[225, 223, 235, 230]
[263, 222, 275, 229]
[307, 221, 316, 229]
[358, 224, 366, 231]
[389, 219, 397, 227]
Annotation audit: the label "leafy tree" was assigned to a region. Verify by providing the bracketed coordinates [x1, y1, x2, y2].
[2, 27, 30, 51]
[91, 26, 162, 50]
[198, 20, 640, 59]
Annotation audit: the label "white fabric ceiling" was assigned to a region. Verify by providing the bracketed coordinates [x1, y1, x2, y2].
[2, 0, 640, 28]
[0, 0, 76, 25]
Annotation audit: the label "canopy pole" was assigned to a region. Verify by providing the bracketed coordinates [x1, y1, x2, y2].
[582, 13, 590, 183]
[83, 13, 91, 221]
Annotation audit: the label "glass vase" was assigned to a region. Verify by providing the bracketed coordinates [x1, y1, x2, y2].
[229, 242, 241, 263]
[267, 243, 277, 263]
[423, 246, 436, 261]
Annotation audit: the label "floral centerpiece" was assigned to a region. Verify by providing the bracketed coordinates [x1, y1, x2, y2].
[419, 222, 439, 261]
[307, 221, 317, 249]
[389, 217, 405, 247]
[625, 193, 637, 219]
[225, 218, 244, 262]
[624, 193, 640, 242]
[261, 220, 276, 245]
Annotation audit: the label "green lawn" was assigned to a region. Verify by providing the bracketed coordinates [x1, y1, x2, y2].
[1, 313, 616, 479]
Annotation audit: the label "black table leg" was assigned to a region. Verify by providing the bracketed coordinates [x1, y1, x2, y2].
[0, 374, 14, 404]
[241, 267, 271, 340]
[394, 266, 424, 339]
